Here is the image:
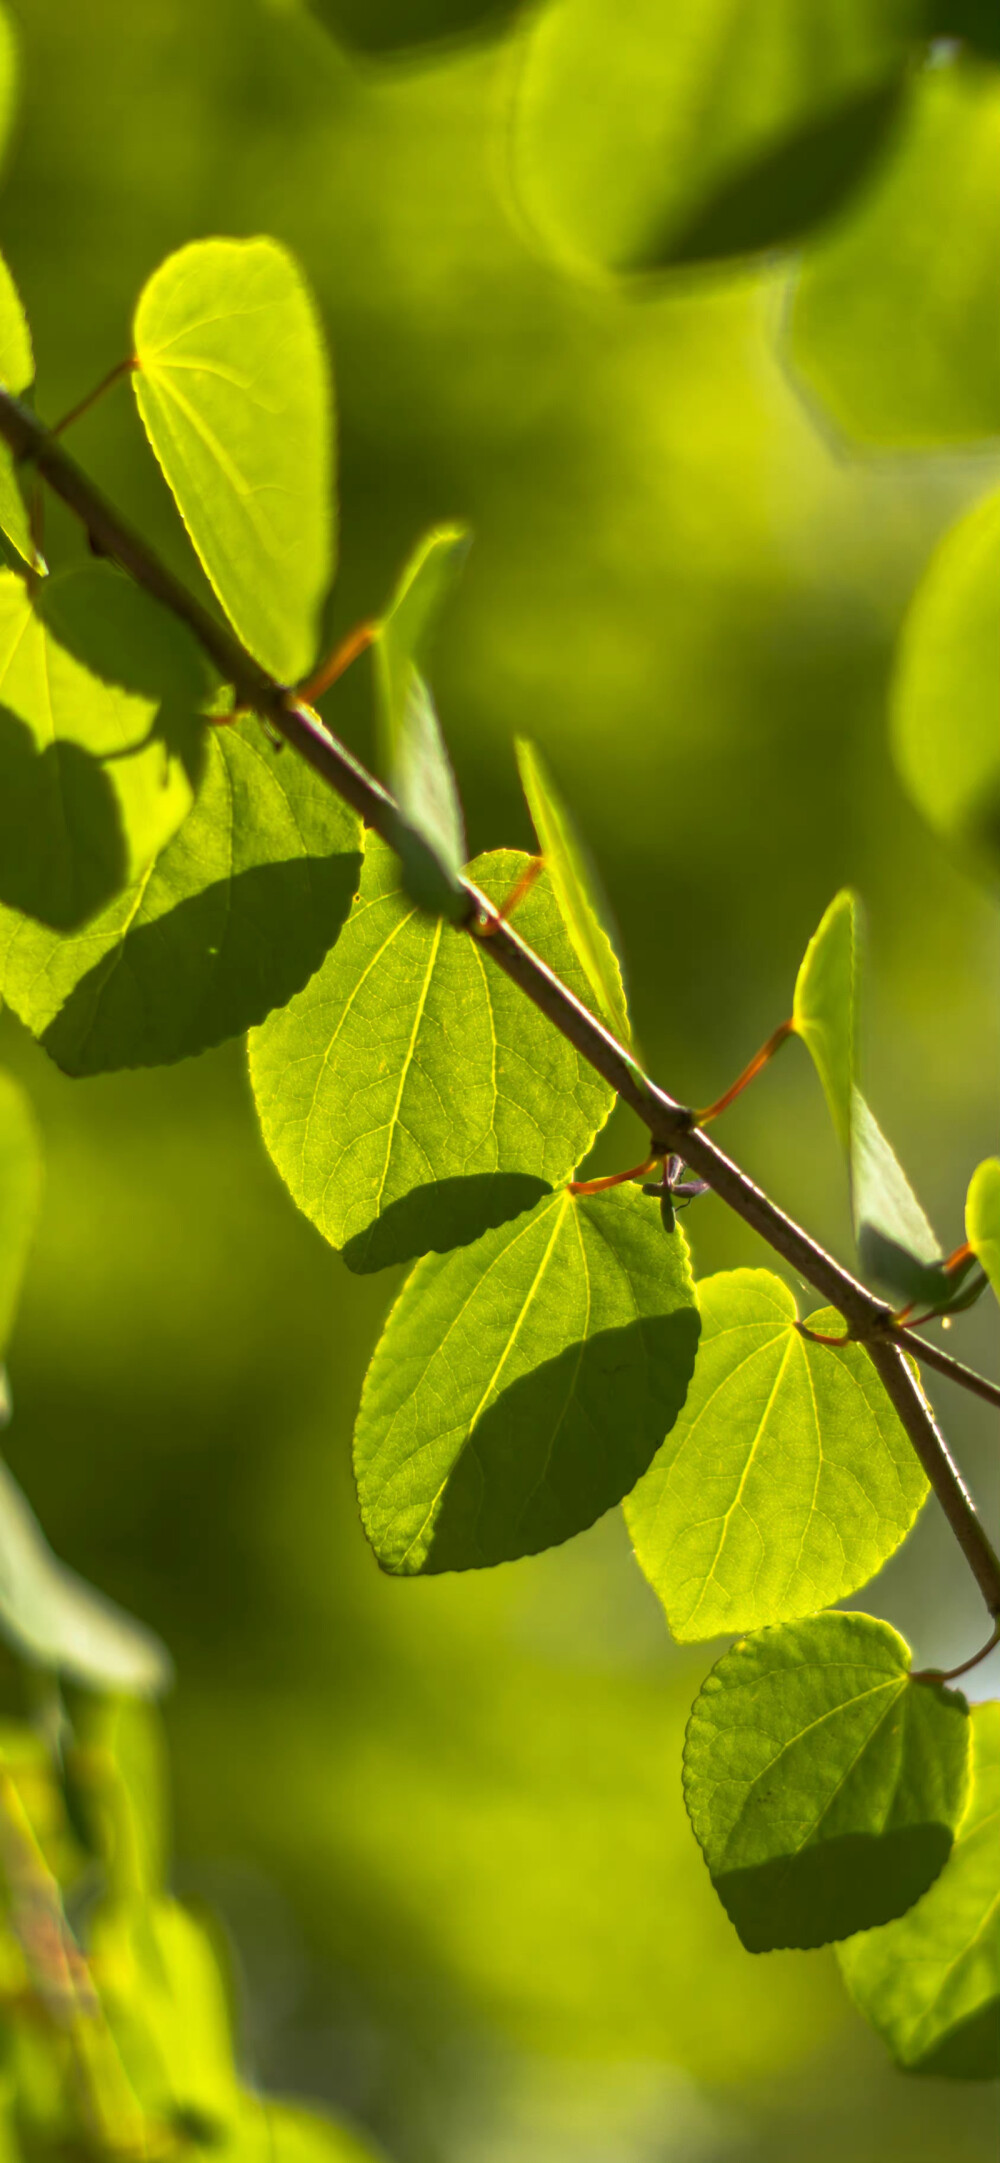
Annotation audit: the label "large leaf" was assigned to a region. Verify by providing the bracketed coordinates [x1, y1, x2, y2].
[0, 718, 361, 1075]
[249, 837, 614, 1273]
[0, 567, 207, 931]
[133, 237, 333, 685]
[683, 1612, 971, 1954]
[354, 1183, 700, 1574]
[891, 484, 1000, 891]
[0, 247, 41, 573]
[376, 526, 469, 916]
[966, 1158, 1000, 1306]
[511, 0, 919, 279]
[625, 1270, 928, 1640]
[0, 1456, 171, 1696]
[790, 57, 1000, 445]
[515, 737, 629, 1043]
[0, 1070, 41, 1357]
[838, 1700, 1000, 2077]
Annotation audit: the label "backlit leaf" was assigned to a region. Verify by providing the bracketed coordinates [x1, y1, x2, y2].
[249, 837, 614, 1273]
[625, 1270, 928, 1640]
[133, 237, 333, 684]
[516, 737, 629, 1044]
[838, 1699, 1000, 2076]
[683, 1612, 971, 1953]
[966, 1158, 1000, 1306]
[790, 57, 1000, 445]
[891, 484, 1000, 891]
[93, 1896, 238, 2131]
[0, 247, 41, 573]
[511, 0, 918, 279]
[0, 718, 361, 1074]
[354, 1183, 700, 1574]
[376, 526, 469, 914]
[0, 1456, 171, 1696]
[792, 886, 856, 1153]
[0, 1068, 41, 1357]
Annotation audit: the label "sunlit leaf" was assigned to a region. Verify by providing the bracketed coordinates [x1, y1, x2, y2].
[376, 526, 469, 914]
[0, 247, 41, 574]
[0, 1068, 41, 1357]
[515, 736, 629, 1044]
[0, 1457, 171, 1695]
[683, 1612, 971, 1953]
[966, 1158, 1000, 1306]
[354, 1183, 699, 1574]
[65, 1697, 170, 1899]
[625, 1270, 928, 1640]
[133, 237, 334, 684]
[249, 837, 614, 1273]
[792, 886, 856, 1153]
[511, 0, 919, 279]
[308, 0, 518, 57]
[93, 1896, 239, 2132]
[891, 484, 1000, 891]
[838, 1700, 1000, 2077]
[790, 57, 1000, 445]
[0, 718, 361, 1074]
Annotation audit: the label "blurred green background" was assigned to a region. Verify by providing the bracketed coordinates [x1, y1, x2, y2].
[1, 2, 997, 2156]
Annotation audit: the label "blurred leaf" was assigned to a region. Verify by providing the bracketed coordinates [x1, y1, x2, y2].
[133, 237, 334, 684]
[0, 4, 16, 172]
[93, 1895, 238, 2132]
[0, 1068, 41, 1357]
[966, 1157, 1000, 1304]
[0, 718, 361, 1074]
[0, 1457, 171, 1695]
[65, 1696, 170, 1898]
[891, 483, 1000, 891]
[0, 248, 41, 574]
[683, 1612, 971, 1954]
[0, 567, 206, 931]
[790, 57, 1000, 444]
[354, 1184, 700, 1573]
[792, 885, 856, 1153]
[625, 1270, 928, 1640]
[511, 0, 919, 278]
[249, 837, 613, 1272]
[516, 736, 630, 1043]
[376, 526, 469, 913]
[838, 1699, 1000, 2076]
[307, 0, 518, 58]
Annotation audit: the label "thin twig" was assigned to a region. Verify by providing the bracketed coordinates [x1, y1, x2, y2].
[892, 1326, 1000, 1413]
[2, 384, 997, 1622]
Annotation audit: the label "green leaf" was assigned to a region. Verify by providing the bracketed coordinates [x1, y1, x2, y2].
[249, 837, 615, 1273]
[511, 0, 919, 279]
[133, 237, 334, 684]
[308, 0, 518, 57]
[93, 1896, 239, 2133]
[65, 1697, 169, 1899]
[0, 565, 206, 932]
[838, 1699, 1000, 2077]
[0, 5, 17, 174]
[354, 1182, 700, 1574]
[376, 527, 469, 914]
[515, 737, 630, 1044]
[0, 1069, 41, 1357]
[790, 58, 1000, 445]
[0, 717, 361, 1075]
[0, 1456, 171, 1695]
[792, 886, 856, 1154]
[891, 484, 1000, 891]
[0, 247, 42, 574]
[966, 1158, 1000, 1305]
[625, 1270, 929, 1640]
[683, 1612, 971, 1954]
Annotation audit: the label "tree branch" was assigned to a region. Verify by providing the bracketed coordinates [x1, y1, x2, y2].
[3, 385, 997, 1622]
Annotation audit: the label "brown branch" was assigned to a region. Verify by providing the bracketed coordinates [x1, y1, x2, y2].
[2, 384, 997, 1622]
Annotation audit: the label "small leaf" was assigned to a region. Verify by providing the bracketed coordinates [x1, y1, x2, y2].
[376, 526, 469, 912]
[966, 1158, 1000, 1306]
[249, 837, 614, 1273]
[891, 483, 1000, 891]
[790, 59, 1000, 446]
[0, 246, 41, 574]
[511, 0, 918, 279]
[0, 1069, 41, 1357]
[625, 1270, 928, 1641]
[792, 886, 856, 1153]
[683, 1612, 971, 1954]
[516, 737, 629, 1044]
[0, 718, 361, 1074]
[0, 1456, 171, 1696]
[354, 1183, 700, 1574]
[133, 237, 334, 684]
[838, 1699, 1000, 2077]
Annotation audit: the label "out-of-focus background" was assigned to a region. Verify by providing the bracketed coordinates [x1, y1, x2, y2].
[1, 2, 997, 2156]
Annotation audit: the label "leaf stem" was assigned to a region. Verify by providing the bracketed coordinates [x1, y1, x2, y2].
[912, 1620, 1000, 1687]
[48, 356, 137, 439]
[2, 384, 997, 1622]
[696, 1018, 795, 1122]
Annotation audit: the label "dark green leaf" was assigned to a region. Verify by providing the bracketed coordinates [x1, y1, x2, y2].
[790, 58, 1000, 445]
[838, 1699, 1000, 2076]
[249, 837, 614, 1273]
[683, 1611, 971, 1953]
[515, 737, 629, 1043]
[0, 1068, 41, 1357]
[354, 1183, 700, 1573]
[133, 237, 334, 684]
[376, 526, 469, 913]
[0, 246, 41, 574]
[0, 1456, 172, 1695]
[0, 718, 361, 1074]
[966, 1158, 1000, 1306]
[625, 1270, 928, 1640]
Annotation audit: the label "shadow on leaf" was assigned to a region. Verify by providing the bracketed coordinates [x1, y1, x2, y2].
[0, 704, 127, 930]
[341, 1172, 552, 1275]
[715, 1823, 955, 1955]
